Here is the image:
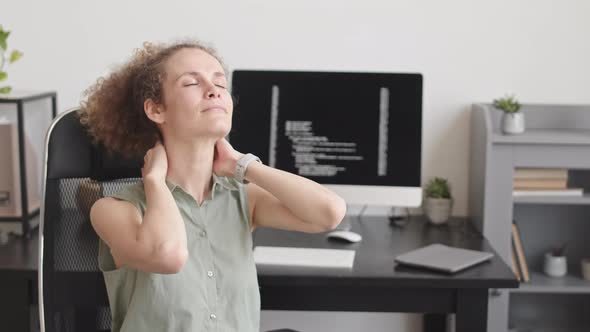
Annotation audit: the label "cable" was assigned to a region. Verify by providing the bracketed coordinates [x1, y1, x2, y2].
[356, 204, 368, 222]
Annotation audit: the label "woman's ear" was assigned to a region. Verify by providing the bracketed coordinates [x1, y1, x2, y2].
[144, 98, 165, 124]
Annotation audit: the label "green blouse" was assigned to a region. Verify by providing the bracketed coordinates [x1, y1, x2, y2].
[98, 175, 260, 332]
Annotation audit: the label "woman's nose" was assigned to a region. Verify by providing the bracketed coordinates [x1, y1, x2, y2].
[206, 86, 221, 99]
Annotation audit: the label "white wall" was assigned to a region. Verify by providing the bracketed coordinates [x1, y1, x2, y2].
[4, 0, 590, 217]
[3, 1, 590, 330]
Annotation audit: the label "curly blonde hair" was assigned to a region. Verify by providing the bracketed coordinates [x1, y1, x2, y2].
[78, 40, 227, 158]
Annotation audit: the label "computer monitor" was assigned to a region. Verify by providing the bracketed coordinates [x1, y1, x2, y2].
[229, 70, 422, 208]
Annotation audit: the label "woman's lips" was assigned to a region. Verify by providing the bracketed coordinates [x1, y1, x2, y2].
[202, 107, 226, 113]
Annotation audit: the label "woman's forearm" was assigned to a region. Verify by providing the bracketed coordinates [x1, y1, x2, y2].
[244, 161, 347, 229]
[137, 176, 188, 260]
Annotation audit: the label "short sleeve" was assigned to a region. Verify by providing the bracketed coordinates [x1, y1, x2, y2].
[109, 182, 146, 217]
[98, 237, 117, 272]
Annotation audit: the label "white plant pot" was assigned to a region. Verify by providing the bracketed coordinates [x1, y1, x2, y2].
[501, 112, 525, 135]
[543, 253, 567, 277]
[424, 198, 453, 225]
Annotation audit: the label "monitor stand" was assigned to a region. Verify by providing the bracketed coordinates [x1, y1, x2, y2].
[388, 206, 411, 227]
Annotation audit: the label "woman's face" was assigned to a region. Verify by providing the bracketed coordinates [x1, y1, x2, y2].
[158, 48, 233, 141]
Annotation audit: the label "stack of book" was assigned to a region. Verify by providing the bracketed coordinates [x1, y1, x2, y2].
[513, 168, 583, 197]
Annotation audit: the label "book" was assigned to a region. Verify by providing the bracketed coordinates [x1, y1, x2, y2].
[511, 241, 522, 281]
[513, 178, 568, 190]
[512, 222, 530, 282]
[514, 168, 568, 180]
[513, 188, 584, 197]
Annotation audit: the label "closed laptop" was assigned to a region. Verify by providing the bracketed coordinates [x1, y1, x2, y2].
[394, 243, 493, 273]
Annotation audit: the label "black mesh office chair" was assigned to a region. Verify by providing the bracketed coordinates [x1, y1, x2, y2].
[39, 108, 301, 332]
[39, 108, 142, 332]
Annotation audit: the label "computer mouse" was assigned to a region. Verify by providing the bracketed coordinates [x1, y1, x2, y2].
[326, 230, 362, 243]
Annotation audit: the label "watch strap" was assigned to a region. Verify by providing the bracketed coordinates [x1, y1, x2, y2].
[235, 153, 261, 184]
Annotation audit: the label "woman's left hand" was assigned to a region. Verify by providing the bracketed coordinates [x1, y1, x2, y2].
[213, 138, 244, 178]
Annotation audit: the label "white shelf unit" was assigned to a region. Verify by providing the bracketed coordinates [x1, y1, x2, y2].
[469, 103, 590, 332]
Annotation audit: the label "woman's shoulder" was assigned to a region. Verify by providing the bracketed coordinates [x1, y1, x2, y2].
[214, 175, 243, 192]
[106, 180, 147, 207]
[115, 180, 145, 195]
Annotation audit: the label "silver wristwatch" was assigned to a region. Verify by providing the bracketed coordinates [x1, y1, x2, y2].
[235, 153, 261, 184]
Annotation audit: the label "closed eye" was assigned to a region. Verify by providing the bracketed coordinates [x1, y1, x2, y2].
[183, 83, 226, 89]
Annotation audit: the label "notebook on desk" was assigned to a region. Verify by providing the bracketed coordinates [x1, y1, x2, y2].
[253, 246, 356, 269]
[394, 243, 494, 273]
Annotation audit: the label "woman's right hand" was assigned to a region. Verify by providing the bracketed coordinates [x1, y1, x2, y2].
[141, 141, 168, 182]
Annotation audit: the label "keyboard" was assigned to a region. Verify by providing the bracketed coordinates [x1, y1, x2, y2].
[253, 246, 356, 269]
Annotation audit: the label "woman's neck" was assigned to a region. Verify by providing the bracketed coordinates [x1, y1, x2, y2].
[163, 137, 217, 205]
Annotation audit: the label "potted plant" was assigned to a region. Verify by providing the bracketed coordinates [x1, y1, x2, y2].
[0, 24, 24, 94]
[543, 243, 567, 277]
[493, 94, 524, 135]
[423, 177, 453, 225]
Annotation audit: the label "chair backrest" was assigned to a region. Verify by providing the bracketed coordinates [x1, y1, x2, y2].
[39, 108, 142, 332]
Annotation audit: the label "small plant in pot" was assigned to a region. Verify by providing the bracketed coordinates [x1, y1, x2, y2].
[423, 177, 453, 225]
[493, 94, 524, 135]
[0, 24, 24, 94]
[543, 243, 567, 277]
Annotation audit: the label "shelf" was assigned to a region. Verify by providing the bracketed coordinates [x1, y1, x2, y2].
[0, 90, 57, 102]
[513, 194, 590, 205]
[511, 271, 590, 294]
[493, 129, 590, 145]
[472, 104, 590, 331]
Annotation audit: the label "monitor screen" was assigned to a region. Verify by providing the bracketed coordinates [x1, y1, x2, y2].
[229, 70, 422, 207]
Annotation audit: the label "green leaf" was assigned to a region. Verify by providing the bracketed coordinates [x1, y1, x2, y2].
[0, 86, 12, 94]
[493, 94, 521, 113]
[0, 30, 9, 50]
[0, 71, 6, 81]
[9, 50, 23, 63]
[424, 177, 452, 199]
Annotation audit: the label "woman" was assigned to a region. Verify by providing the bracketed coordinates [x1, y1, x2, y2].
[81, 41, 346, 332]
